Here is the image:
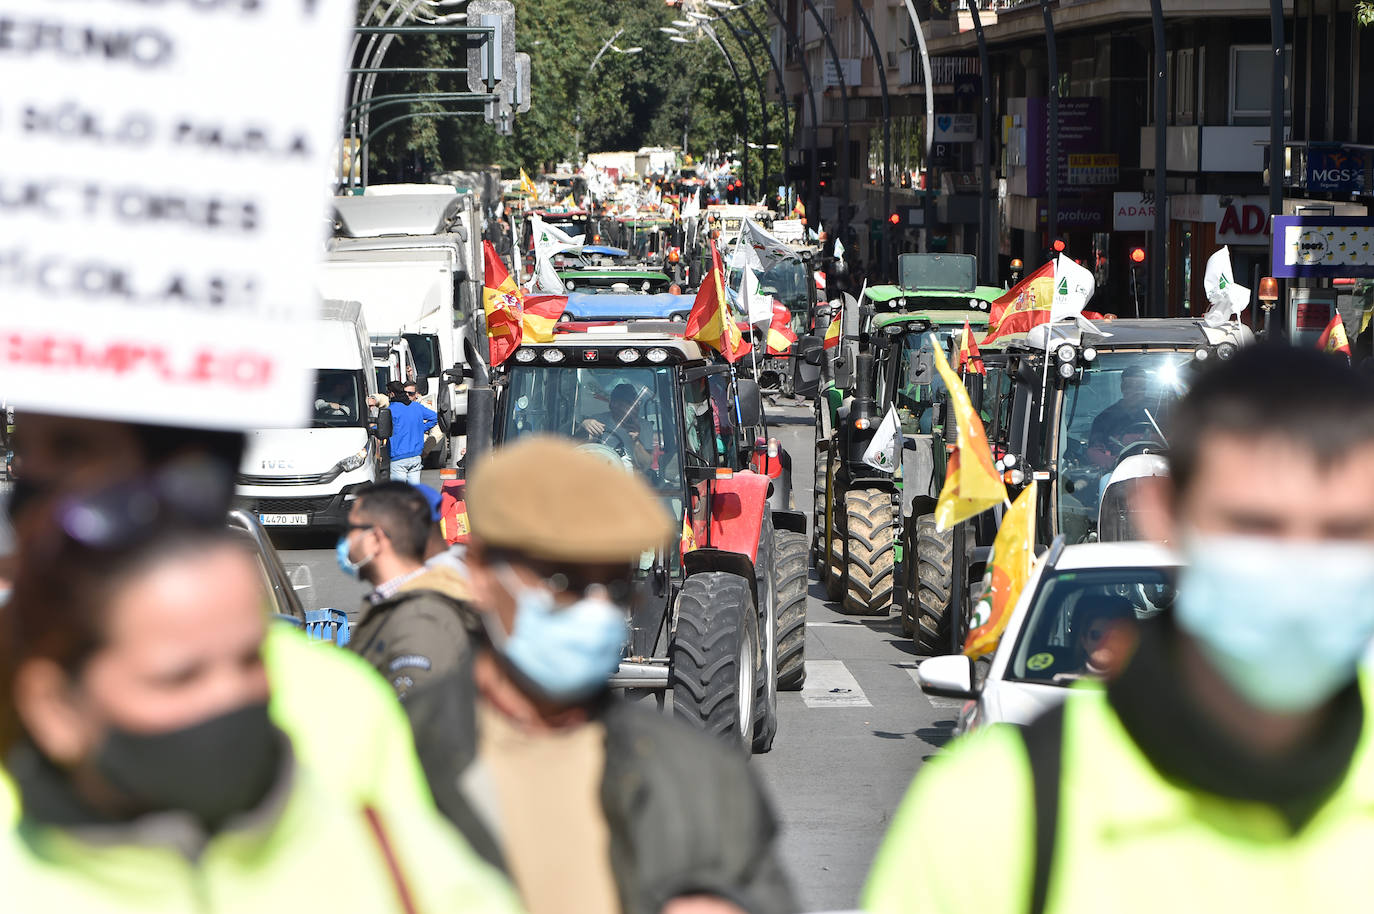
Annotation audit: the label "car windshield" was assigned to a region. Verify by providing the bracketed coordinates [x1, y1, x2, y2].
[1056, 350, 1200, 543]
[502, 364, 684, 492]
[1008, 566, 1177, 686]
[755, 259, 809, 314]
[312, 369, 365, 429]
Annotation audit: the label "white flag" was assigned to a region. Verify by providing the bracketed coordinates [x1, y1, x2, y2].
[1202, 246, 1251, 328]
[528, 214, 583, 294]
[834, 237, 846, 260]
[1050, 253, 1095, 324]
[861, 405, 902, 473]
[741, 218, 794, 271]
[682, 191, 701, 220]
[742, 268, 771, 326]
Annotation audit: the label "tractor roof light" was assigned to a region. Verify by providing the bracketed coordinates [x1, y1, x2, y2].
[1010, 258, 1024, 271]
[1057, 361, 1076, 379]
[1002, 453, 1017, 468]
[1056, 344, 1076, 363]
[1216, 342, 1237, 360]
[855, 417, 871, 430]
[646, 347, 669, 363]
[543, 349, 567, 363]
[617, 348, 641, 363]
[515, 348, 538, 362]
[1003, 468, 1025, 486]
[1194, 348, 1210, 361]
[1082, 347, 1098, 362]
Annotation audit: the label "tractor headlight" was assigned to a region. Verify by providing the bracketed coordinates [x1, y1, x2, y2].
[646, 348, 669, 363]
[1216, 342, 1237, 360]
[1194, 348, 1210, 361]
[543, 349, 566, 364]
[1056, 344, 1076, 363]
[1082, 347, 1098, 362]
[618, 348, 641, 363]
[1057, 361, 1076, 379]
[337, 446, 369, 473]
[515, 348, 538, 363]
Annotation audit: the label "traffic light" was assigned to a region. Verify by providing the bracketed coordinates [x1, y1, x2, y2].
[888, 213, 900, 225]
[1130, 247, 1146, 264]
[1052, 239, 1066, 253]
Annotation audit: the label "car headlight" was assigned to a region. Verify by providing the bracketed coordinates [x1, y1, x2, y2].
[337, 446, 369, 473]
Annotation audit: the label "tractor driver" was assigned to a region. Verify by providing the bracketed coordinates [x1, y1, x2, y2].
[579, 382, 654, 472]
[1090, 365, 1157, 447]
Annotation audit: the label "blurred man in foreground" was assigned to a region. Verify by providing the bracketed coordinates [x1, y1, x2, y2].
[405, 435, 794, 914]
[867, 345, 1374, 913]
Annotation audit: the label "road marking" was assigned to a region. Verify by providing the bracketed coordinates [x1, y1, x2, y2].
[801, 660, 872, 708]
[806, 621, 864, 627]
[905, 667, 965, 709]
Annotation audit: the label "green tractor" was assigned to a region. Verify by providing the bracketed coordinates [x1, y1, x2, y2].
[811, 254, 1002, 622]
[917, 316, 1257, 656]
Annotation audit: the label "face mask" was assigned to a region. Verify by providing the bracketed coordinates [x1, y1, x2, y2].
[335, 533, 374, 578]
[1175, 534, 1374, 714]
[487, 565, 628, 703]
[95, 701, 281, 829]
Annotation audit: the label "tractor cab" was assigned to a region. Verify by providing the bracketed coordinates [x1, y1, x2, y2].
[492, 325, 808, 753]
[994, 318, 1252, 546]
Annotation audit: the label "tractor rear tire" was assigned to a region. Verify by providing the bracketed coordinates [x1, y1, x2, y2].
[811, 440, 830, 568]
[842, 488, 896, 615]
[670, 571, 759, 752]
[752, 514, 779, 754]
[775, 530, 809, 691]
[914, 514, 955, 655]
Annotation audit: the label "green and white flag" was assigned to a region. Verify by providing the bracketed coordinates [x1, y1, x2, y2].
[1202, 246, 1251, 328]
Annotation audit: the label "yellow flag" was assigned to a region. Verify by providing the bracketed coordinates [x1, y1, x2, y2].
[932, 343, 1007, 531]
[963, 482, 1036, 659]
[519, 168, 537, 196]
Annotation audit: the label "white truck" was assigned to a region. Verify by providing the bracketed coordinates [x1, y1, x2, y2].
[325, 189, 484, 468]
[234, 300, 390, 531]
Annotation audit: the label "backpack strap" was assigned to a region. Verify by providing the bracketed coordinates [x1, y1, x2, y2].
[1018, 703, 1066, 914]
[363, 805, 420, 914]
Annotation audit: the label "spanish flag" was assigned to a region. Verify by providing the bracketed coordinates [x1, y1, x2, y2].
[955, 318, 985, 375]
[823, 312, 841, 350]
[680, 512, 698, 556]
[932, 343, 1007, 531]
[766, 301, 798, 356]
[983, 261, 1056, 343]
[685, 244, 751, 363]
[482, 240, 523, 367]
[963, 481, 1036, 660]
[522, 294, 566, 344]
[1317, 313, 1352, 359]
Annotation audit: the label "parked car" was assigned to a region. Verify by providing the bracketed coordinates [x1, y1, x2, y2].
[917, 539, 1179, 735]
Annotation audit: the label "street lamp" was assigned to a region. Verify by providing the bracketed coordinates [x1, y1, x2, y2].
[660, 26, 681, 33]
[672, 19, 695, 27]
[670, 35, 692, 43]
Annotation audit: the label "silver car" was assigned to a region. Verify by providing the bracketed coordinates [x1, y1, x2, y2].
[917, 540, 1179, 735]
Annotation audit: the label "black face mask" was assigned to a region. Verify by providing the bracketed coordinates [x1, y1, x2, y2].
[94, 701, 281, 831]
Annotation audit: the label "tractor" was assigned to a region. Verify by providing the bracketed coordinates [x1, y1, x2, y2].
[916, 316, 1256, 655]
[489, 323, 808, 753]
[811, 253, 1002, 620]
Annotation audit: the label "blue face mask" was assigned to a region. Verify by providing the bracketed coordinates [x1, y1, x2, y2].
[488, 565, 628, 703]
[335, 534, 374, 579]
[1175, 534, 1374, 714]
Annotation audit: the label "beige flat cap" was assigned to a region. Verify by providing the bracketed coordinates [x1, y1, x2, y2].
[467, 435, 675, 563]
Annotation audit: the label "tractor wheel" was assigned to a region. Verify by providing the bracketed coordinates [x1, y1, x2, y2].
[914, 513, 955, 655]
[842, 488, 895, 615]
[752, 513, 779, 754]
[775, 530, 809, 691]
[899, 520, 917, 638]
[811, 439, 830, 568]
[671, 571, 759, 752]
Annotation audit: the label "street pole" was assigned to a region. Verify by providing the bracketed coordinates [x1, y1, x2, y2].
[576, 29, 625, 165]
[799, 0, 852, 229]
[703, 27, 753, 197]
[969, 0, 993, 284]
[1041, 0, 1059, 244]
[759, 0, 821, 224]
[898, 0, 934, 252]
[1149, 0, 1168, 318]
[852, 0, 892, 282]
[717, 16, 774, 203]
[736, 5, 793, 204]
[1269, 0, 1286, 335]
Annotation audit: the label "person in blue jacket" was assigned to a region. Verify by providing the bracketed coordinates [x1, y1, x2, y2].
[385, 381, 438, 484]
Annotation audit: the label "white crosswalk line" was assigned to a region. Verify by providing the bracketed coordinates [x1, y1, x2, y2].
[801, 660, 873, 708]
[905, 667, 965, 709]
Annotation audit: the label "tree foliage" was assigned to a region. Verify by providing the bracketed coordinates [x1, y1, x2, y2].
[355, 0, 789, 182]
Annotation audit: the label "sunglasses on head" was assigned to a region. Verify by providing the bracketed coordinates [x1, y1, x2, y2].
[52, 458, 232, 552]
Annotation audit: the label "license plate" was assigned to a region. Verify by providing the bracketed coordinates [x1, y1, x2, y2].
[260, 513, 309, 526]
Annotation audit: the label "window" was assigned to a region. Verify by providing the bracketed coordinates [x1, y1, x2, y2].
[1229, 44, 1291, 122]
[1173, 47, 1194, 124]
[312, 369, 366, 429]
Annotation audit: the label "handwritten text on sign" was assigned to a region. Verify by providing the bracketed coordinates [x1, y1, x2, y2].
[0, 1, 352, 429]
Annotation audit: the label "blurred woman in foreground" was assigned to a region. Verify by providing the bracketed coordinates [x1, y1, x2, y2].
[0, 493, 520, 912]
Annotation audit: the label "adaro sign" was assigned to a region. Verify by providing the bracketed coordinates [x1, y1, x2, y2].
[0, 1, 353, 430]
[1113, 192, 1159, 232]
